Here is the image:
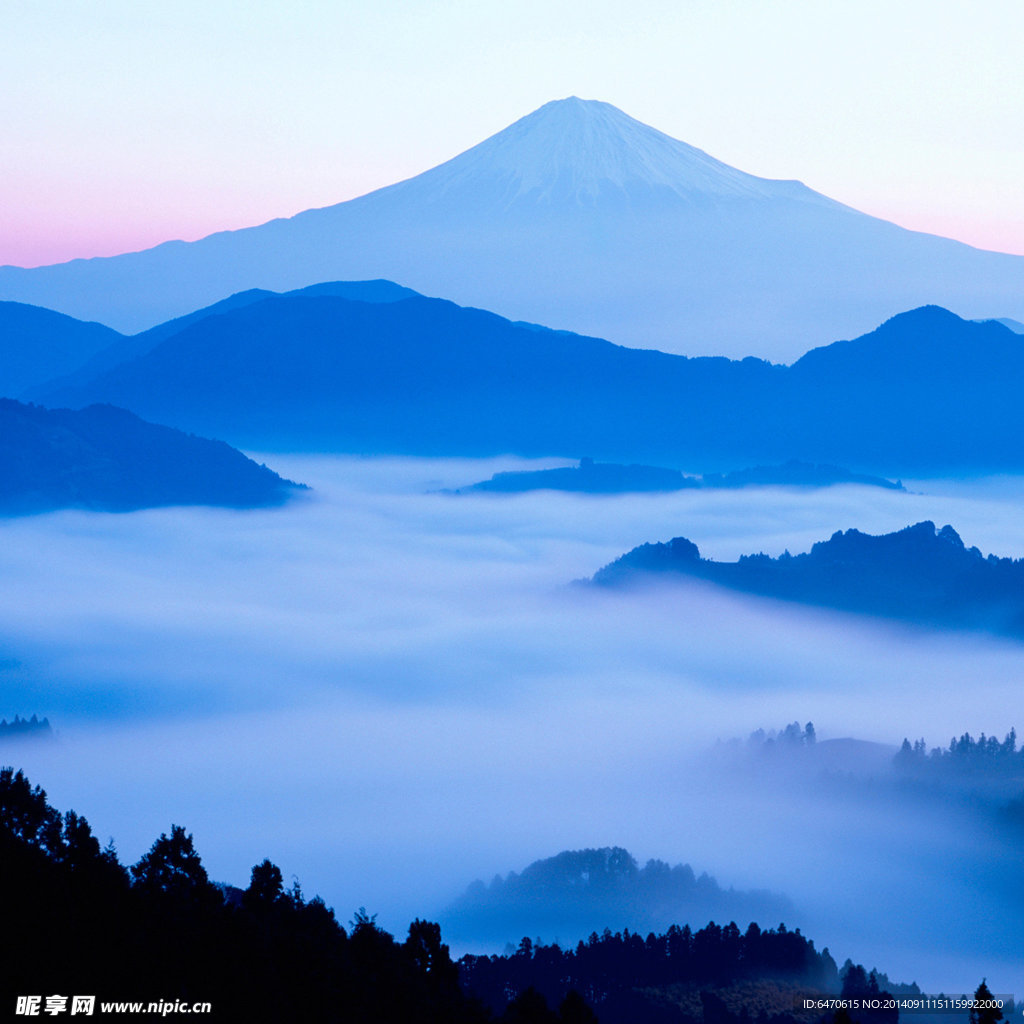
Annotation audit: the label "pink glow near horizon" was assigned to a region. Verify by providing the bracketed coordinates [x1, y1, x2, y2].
[6, 185, 1023, 270]
[2, 183, 372, 269]
[5, 2, 1022, 267]
[855, 205, 1024, 259]
[4, 215, 262, 271]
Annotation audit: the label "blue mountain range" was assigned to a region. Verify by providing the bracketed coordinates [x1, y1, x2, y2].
[10, 291, 1022, 475]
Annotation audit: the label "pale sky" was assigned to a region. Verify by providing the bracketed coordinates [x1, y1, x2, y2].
[3, 0, 1023, 267]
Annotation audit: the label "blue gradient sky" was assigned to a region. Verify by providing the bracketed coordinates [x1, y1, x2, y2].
[4, 0, 1022, 267]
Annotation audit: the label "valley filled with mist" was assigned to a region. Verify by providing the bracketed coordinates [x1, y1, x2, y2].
[4, 454, 1024, 994]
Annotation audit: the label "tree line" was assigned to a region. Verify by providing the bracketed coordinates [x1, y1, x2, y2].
[1, 765, 1007, 1024]
[0, 767, 486, 1022]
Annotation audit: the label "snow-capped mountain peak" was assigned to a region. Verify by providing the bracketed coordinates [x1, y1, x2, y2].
[384, 96, 830, 207]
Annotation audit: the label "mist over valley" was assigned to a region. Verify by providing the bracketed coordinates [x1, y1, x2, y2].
[4, 456, 1024, 994]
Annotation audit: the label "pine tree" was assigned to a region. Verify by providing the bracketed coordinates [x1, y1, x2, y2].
[969, 980, 1004, 1024]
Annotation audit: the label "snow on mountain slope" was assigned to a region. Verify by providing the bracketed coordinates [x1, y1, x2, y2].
[375, 96, 838, 208]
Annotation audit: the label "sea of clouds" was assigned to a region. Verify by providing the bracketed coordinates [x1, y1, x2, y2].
[3, 455, 1024, 991]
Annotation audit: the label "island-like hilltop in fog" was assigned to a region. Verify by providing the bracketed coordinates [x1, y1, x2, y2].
[0, 400, 301, 514]
[441, 846, 789, 950]
[594, 521, 1024, 637]
[2, 97, 1023, 360]
[457, 458, 903, 494]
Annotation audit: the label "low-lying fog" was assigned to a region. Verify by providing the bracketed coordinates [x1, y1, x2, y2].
[3, 456, 1024, 992]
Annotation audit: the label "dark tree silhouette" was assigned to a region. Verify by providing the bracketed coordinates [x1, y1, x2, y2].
[970, 980, 1005, 1024]
[502, 986, 558, 1023]
[841, 964, 869, 997]
[0, 767, 63, 854]
[245, 857, 285, 907]
[406, 918, 458, 984]
[131, 824, 220, 907]
[558, 990, 599, 1024]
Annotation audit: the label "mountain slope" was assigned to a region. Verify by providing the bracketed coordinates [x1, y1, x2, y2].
[3, 98, 1023, 360]
[0, 400, 301, 514]
[0, 302, 124, 398]
[37, 293, 1024, 474]
[781, 305, 1024, 467]
[34, 291, 782, 457]
[27, 278, 421, 397]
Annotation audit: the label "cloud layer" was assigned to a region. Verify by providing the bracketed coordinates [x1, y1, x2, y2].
[3, 455, 1024, 990]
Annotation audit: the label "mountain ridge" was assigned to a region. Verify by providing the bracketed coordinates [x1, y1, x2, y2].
[593, 521, 1024, 638]
[14, 280, 422, 400]
[0, 302, 124, 399]
[32, 292, 1024, 474]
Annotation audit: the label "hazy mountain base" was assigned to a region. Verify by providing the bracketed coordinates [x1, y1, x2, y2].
[704, 722, 1024, 982]
[0, 714, 53, 742]
[443, 720, 1024, 986]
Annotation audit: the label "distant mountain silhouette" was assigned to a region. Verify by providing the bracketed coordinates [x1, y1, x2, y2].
[0, 714, 53, 743]
[701, 461, 904, 490]
[458, 458, 902, 494]
[0, 400, 301, 514]
[34, 295, 1024, 474]
[0, 302, 123, 398]
[22, 279, 420, 399]
[594, 521, 1024, 636]
[38, 292, 720, 454]
[3, 98, 1024, 361]
[975, 316, 1024, 334]
[458, 458, 696, 494]
[440, 847, 790, 949]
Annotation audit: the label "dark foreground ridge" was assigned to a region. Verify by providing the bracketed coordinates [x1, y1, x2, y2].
[460, 927, 908, 1024]
[0, 399, 302, 514]
[2, 766, 926, 1024]
[456, 459, 902, 495]
[594, 521, 1024, 637]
